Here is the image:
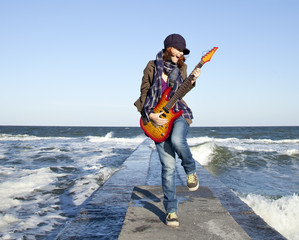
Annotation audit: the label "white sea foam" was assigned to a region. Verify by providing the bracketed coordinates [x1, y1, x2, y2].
[0, 133, 72, 141]
[0, 153, 5, 160]
[0, 127, 146, 239]
[0, 213, 19, 230]
[70, 167, 117, 206]
[190, 142, 216, 166]
[286, 149, 299, 156]
[2, 127, 296, 238]
[86, 134, 146, 147]
[0, 164, 119, 238]
[188, 136, 299, 157]
[240, 193, 299, 240]
[188, 135, 299, 239]
[0, 130, 144, 238]
[0, 167, 67, 236]
[187, 136, 213, 146]
[0, 168, 62, 210]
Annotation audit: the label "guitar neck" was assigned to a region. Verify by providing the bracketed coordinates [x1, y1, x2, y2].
[164, 61, 204, 111]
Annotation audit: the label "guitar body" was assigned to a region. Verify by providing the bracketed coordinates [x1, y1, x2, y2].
[140, 87, 183, 143]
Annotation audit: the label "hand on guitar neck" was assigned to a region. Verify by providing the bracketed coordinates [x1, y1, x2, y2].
[190, 67, 201, 85]
[149, 67, 201, 126]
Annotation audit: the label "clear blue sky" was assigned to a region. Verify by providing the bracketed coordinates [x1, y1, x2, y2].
[1, 0, 298, 126]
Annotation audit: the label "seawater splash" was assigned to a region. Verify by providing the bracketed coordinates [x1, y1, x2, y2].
[188, 134, 299, 240]
[188, 136, 299, 158]
[239, 193, 299, 240]
[1, 126, 298, 239]
[190, 142, 216, 165]
[0, 127, 145, 239]
[0, 167, 67, 237]
[86, 132, 146, 146]
[70, 166, 118, 206]
[0, 133, 76, 142]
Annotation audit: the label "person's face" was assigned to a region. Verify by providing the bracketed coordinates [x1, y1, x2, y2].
[170, 47, 184, 63]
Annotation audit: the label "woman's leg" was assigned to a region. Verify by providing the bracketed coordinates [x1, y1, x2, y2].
[170, 117, 196, 175]
[155, 139, 178, 214]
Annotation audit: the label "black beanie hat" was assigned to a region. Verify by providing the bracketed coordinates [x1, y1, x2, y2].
[163, 33, 190, 55]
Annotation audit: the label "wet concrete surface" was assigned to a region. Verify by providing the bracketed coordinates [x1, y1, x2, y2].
[119, 185, 251, 240]
[56, 138, 286, 240]
[194, 164, 286, 240]
[56, 139, 153, 239]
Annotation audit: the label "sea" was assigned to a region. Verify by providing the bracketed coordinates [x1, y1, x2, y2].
[0, 126, 298, 240]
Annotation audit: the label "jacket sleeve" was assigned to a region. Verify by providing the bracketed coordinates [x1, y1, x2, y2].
[134, 61, 155, 113]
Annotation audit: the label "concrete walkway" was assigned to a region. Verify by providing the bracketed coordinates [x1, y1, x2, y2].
[56, 138, 286, 240]
[119, 185, 251, 240]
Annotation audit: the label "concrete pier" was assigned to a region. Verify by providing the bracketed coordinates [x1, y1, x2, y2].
[118, 185, 251, 240]
[56, 138, 286, 240]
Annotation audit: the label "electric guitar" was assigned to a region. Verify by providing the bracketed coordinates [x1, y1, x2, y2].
[140, 47, 218, 143]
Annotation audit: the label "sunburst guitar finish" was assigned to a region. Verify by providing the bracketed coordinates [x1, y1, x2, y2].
[140, 87, 183, 143]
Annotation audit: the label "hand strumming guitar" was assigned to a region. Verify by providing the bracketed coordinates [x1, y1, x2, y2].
[149, 112, 168, 126]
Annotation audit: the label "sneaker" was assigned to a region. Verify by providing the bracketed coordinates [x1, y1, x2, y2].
[166, 212, 179, 227]
[187, 172, 199, 191]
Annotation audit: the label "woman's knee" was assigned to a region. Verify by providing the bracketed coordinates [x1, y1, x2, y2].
[161, 159, 176, 173]
[170, 136, 180, 149]
[171, 134, 186, 149]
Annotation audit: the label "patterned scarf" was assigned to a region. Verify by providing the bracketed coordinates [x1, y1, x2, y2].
[153, 50, 182, 99]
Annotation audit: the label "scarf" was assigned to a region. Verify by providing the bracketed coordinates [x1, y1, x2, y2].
[153, 50, 182, 99]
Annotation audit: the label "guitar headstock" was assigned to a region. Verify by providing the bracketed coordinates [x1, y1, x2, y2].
[201, 47, 218, 64]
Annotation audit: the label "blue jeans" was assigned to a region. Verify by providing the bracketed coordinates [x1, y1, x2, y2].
[155, 117, 196, 213]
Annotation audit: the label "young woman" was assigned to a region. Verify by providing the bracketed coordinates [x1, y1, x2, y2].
[134, 33, 201, 227]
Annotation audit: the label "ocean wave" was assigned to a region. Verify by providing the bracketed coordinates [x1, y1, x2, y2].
[0, 167, 67, 238]
[0, 164, 120, 238]
[0, 127, 146, 238]
[86, 132, 146, 145]
[188, 136, 299, 145]
[0, 167, 65, 212]
[239, 193, 299, 240]
[190, 142, 216, 166]
[70, 167, 118, 206]
[0, 133, 72, 141]
[188, 136, 299, 157]
[286, 149, 299, 156]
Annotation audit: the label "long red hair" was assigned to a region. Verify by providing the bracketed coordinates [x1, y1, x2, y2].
[163, 47, 186, 68]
